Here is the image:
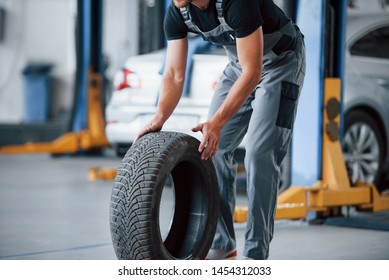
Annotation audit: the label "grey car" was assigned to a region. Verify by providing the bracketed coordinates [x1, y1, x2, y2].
[343, 11, 389, 191]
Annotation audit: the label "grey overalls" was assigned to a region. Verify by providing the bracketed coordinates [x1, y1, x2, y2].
[180, 0, 306, 259]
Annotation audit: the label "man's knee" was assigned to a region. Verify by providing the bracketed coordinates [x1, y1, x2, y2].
[244, 148, 275, 167]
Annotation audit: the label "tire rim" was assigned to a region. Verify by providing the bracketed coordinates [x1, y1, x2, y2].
[343, 122, 380, 184]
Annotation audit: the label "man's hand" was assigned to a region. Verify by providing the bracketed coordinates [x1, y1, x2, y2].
[134, 38, 188, 142]
[135, 116, 164, 142]
[191, 118, 222, 160]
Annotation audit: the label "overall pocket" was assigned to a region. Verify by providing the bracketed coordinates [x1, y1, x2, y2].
[276, 81, 299, 129]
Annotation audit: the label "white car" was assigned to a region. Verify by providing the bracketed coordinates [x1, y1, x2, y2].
[105, 47, 229, 156]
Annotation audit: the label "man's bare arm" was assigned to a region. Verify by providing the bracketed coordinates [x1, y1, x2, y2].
[136, 38, 188, 140]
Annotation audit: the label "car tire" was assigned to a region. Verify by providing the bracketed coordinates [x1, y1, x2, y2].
[110, 131, 219, 260]
[343, 110, 385, 190]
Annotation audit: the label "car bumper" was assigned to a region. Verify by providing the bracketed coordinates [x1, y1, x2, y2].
[105, 105, 210, 144]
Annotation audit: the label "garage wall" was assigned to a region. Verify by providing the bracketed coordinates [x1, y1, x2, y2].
[0, 0, 25, 123]
[0, 0, 76, 123]
[0, 0, 139, 124]
[103, 0, 139, 79]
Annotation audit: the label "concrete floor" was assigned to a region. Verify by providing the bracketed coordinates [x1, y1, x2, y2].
[0, 150, 389, 260]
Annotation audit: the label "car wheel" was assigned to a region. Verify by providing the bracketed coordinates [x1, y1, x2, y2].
[343, 110, 384, 189]
[110, 132, 219, 260]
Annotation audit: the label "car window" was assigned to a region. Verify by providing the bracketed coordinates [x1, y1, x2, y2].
[350, 25, 389, 59]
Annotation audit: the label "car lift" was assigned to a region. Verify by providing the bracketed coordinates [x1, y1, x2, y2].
[236, 0, 389, 222]
[0, 0, 109, 155]
[272, 78, 389, 220]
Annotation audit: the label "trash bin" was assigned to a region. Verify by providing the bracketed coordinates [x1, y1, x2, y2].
[22, 63, 53, 123]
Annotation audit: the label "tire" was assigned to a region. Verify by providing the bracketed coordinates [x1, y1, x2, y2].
[110, 131, 219, 260]
[343, 110, 385, 190]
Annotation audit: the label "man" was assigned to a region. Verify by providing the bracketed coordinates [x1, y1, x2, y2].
[136, 0, 305, 260]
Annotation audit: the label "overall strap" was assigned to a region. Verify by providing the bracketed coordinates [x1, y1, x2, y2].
[216, 0, 223, 17]
[179, 6, 198, 30]
[215, 0, 228, 25]
[179, 0, 227, 30]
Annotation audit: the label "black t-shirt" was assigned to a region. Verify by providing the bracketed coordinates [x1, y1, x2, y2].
[164, 0, 290, 41]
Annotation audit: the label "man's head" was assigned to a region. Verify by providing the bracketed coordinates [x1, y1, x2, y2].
[173, 0, 192, 8]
